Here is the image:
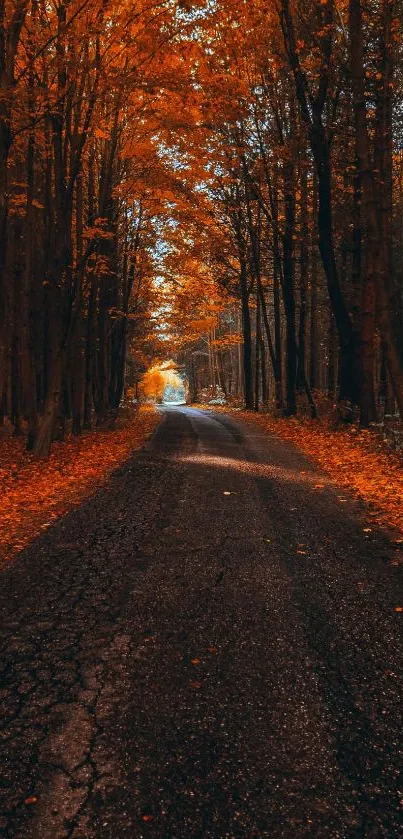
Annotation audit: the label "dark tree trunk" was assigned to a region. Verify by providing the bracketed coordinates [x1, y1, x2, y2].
[280, 0, 361, 407]
[349, 0, 403, 419]
[309, 175, 319, 391]
[254, 294, 261, 411]
[282, 158, 297, 416]
[297, 157, 308, 391]
[71, 318, 85, 435]
[328, 314, 338, 402]
[240, 258, 253, 410]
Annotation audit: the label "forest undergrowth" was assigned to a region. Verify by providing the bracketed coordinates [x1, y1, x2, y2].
[0, 406, 160, 565]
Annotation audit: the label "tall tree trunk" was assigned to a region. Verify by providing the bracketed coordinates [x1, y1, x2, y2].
[254, 293, 261, 411]
[309, 179, 319, 391]
[239, 257, 253, 409]
[21, 66, 38, 450]
[71, 317, 85, 435]
[282, 157, 297, 416]
[0, 115, 10, 401]
[11, 221, 22, 435]
[349, 0, 403, 419]
[280, 0, 361, 407]
[328, 314, 338, 402]
[297, 156, 308, 391]
[34, 289, 63, 457]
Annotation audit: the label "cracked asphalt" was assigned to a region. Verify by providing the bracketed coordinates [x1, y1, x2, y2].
[1, 406, 403, 838]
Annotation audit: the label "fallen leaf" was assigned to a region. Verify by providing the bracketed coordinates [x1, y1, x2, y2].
[190, 680, 202, 689]
[207, 646, 218, 654]
[394, 606, 403, 613]
[24, 797, 38, 806]
[142, 814, 154, 823]
[191, 658, 200, 665]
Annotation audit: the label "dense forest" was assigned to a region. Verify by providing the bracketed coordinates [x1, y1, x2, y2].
[1, 0, 403, 456]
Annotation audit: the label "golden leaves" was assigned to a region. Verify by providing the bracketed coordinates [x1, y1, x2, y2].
[139, 361, 183, 401]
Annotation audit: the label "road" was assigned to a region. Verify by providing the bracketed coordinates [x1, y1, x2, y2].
[1, 407, 403, 838]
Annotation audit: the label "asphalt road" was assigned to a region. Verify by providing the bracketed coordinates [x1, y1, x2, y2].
[1, 407, 403, 838]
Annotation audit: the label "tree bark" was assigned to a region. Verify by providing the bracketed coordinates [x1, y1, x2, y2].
[239, 257, 253, 409]
[349, 0, 403, 419]
[282, 157, 297, 416]
[297, 156, 308, 391]
[280, 0, 361, 407]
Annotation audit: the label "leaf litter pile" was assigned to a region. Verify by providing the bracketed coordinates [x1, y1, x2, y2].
[0, 407, 160, 564]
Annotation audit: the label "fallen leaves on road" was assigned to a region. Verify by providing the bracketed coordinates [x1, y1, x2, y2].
[243, 413, 403, 538]
[205, 406, 403, 539]
[0, 407, 160, 564]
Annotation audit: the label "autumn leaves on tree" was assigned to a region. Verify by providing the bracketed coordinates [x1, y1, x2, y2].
[0, 0, 402, 456]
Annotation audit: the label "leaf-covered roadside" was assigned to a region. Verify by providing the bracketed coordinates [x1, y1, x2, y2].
[239, 412, 403, 540]
[0, 407, 160, 564]
[200, 405, 403, 540]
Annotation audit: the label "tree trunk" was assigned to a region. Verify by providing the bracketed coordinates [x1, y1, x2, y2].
[21, 110, 37, 450]
[297, 157, 308, 391]
[349, 0, 403, 419]
[71, 318, 85, 435]
[328, 314, 338, 402]
[240, 258, 253, 409]
[254, 294, 261, 411]
[282, 157, 297, 416]
[280, 0, 361, 407]
[0, 116, 11, 402]
[34, 286, 63, 457]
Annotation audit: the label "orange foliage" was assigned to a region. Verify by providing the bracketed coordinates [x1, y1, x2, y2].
[140, 361, 183, 401]
[0, 408, 160, 565]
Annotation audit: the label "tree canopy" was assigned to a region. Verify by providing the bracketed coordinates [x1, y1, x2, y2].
[0, 0, 402, 453]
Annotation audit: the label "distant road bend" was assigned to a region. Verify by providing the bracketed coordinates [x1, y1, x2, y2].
[1, 406, 403, 838]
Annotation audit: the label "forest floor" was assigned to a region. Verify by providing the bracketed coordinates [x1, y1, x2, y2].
[0, 406, 161, 566]
[198, 405, 403, 549]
